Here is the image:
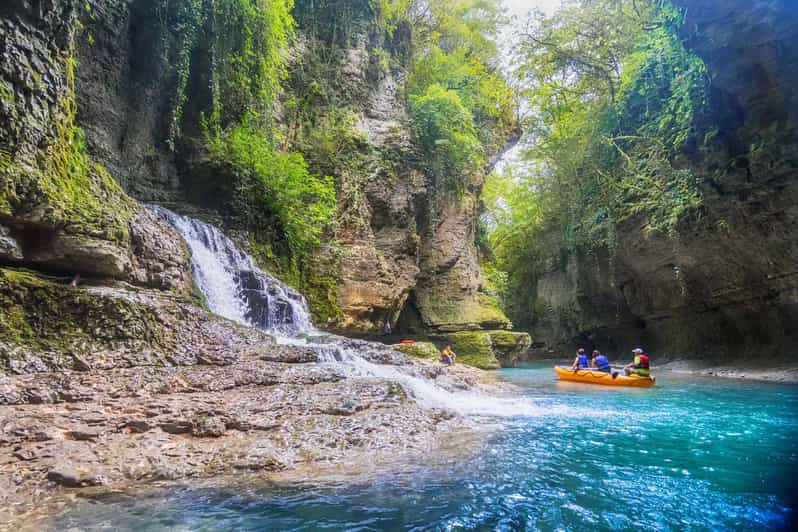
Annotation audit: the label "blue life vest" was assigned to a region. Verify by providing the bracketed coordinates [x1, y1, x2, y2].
[577, 354, 589, 368]
[595, 354, 610, 371]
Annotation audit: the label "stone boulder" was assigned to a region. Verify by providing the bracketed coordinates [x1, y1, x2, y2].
[436, 330, 532, 369]
[392, 341, 440, 360]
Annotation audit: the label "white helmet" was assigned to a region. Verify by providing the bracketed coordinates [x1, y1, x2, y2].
[632, 348, 643, 354]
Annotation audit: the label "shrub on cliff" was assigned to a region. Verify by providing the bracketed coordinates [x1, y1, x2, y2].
[206, 120, 336, 258]
[409, 84, 483, 196]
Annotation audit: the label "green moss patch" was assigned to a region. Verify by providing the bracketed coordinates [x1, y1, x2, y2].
[393, 341, 440, 360]
[485, 331, 532, 368]
[0, 268, 173, 371]
[434, 330, 532, 369]
[0, 49, 136, 244]
[422, 292, 511, 331]
[440, 331, 499, 369]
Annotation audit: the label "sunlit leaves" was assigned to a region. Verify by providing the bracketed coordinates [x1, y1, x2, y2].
[405, 0, 516, 200]
[207, 120, 336, 257]
[409, 84, 483, 196]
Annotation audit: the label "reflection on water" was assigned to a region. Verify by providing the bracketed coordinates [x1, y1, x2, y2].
[49, 364, 798, 531]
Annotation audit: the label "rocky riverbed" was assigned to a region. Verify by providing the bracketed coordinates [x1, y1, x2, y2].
[0, 271, 502, 526]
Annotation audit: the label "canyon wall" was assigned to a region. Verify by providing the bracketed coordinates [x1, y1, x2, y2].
[529, 0, 798, 361]
[0, 0, 526, 355]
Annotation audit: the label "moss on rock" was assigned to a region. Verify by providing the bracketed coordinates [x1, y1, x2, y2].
[440, 331, 499, 369]
[0, 268, 174, 371]
[486, 330, 532, 368]
[1, 47, 136, 245]
[436, 329, 532, 369]
[393, 341, 440, 360]
[421, 292, 511, 332]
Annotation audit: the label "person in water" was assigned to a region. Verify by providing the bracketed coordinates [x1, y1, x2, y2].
[441, 344, 456, 366]
[590, 350, 611, 373]
[571, 348, 589, 370]
[624, 348, 651, 377]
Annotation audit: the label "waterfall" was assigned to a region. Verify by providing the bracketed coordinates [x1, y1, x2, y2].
[150, 205, 535, 417]
[148, 205, 313, 333]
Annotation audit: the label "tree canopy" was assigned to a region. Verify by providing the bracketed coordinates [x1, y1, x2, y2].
[483, 0, 713, 328]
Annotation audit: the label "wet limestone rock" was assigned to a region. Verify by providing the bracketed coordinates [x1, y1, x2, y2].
[393, 342, 440, 360]
[47, 465, 105, 488]
[0, 224, 23, 261]
[487, 331, 533, 368]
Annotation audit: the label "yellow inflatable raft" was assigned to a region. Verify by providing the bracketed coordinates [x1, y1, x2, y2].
[554, 366, 656, 387]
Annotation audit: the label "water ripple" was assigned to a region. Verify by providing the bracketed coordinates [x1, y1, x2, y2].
[50, 366, 798, 531]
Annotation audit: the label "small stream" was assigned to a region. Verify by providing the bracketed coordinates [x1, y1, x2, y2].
[49, 364, 797, 530]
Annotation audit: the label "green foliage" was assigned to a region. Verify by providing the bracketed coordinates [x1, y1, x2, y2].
[292, 0, 376, 47]
[616, 4, 709, 150]
[484, 0, 712, 327]
[408, 46, 515, 152]
[408, 84, 483, 195]
[165, 0, 338, 265]
[207, 120, 336, 258]
[169, 0, 294, 146]
[209, 0, 294, 129]
[168, 0, 205, 149]
[404, 0, 516, 202]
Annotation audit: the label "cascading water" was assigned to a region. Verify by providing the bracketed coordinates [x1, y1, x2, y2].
[150, 205, 534, 417]
[148, 205, 313, 333]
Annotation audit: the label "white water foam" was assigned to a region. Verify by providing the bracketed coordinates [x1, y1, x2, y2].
[149, 205, 313, 333]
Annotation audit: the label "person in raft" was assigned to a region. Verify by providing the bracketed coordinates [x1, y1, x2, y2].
[571, 348, 589, 370]
[441, 344, 457, 366]
[590, 350, 612, 373]
[624, 348, 651, 377]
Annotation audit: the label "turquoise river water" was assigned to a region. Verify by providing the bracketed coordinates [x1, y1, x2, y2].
[50, 364, 797, 531]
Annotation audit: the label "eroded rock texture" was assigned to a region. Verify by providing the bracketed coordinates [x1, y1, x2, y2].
[531, 0, 798, 361]
[0, 0, 192, 294]
[0, 269, 490, 515]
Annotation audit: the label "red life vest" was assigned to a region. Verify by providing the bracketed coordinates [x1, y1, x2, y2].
[635, 354, 650, 369]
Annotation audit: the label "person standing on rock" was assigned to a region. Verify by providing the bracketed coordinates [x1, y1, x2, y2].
[441, 344, 456, 366]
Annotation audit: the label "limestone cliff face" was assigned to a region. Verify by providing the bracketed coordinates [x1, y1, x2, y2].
[0, 0, 516, 339]
[0, 0, 191, 294]
[324, 46, 512, 335]
[530, 0, 798, 361]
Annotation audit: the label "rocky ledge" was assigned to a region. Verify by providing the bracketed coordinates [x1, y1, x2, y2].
[0, 269, 497, 522]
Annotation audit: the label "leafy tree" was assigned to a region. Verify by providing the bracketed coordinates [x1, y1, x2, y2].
[484, 0, 713, 327]
[404, 0, 517, 199]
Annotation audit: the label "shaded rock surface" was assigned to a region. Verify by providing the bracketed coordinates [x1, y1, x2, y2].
[527, 0, 798, 363]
